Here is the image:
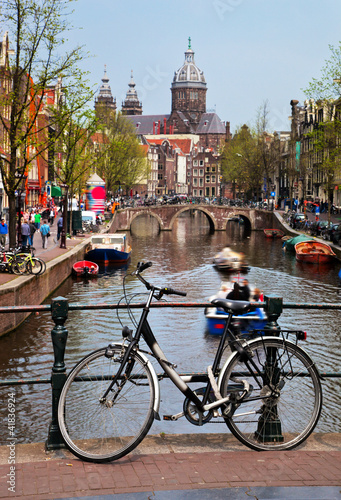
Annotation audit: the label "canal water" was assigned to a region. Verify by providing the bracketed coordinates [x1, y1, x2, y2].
[0, 211, 340, 444]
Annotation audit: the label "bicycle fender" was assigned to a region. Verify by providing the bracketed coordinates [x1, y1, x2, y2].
[217, 336, 319, 390]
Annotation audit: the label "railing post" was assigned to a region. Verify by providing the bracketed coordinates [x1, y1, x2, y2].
[263, 295, 283, 336]
[46, 297, 68, 450]
[255, 294, 284, 444]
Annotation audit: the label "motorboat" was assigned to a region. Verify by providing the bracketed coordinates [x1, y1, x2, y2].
[85, 233, 132, 265]
[212, 247, 249, 273]
[295, 240, 336, 264]
[72, 260, 99, 277]
[264, 228, 284, 238]
[205, 282, 266, 336]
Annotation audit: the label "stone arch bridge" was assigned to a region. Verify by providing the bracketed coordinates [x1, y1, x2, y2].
[109, 205, 277, 232]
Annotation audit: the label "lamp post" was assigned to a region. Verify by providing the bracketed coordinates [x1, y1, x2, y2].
[59, 184, 68, 249]
[15, 173, 27, 247]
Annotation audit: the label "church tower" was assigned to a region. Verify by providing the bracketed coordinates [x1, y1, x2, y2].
[121, 71, 142, 115]
[170, 38, 207, 127]
[94, 66, 116, 120]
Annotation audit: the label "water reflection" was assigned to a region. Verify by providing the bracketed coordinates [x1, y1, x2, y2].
[0, 211, 340, 444]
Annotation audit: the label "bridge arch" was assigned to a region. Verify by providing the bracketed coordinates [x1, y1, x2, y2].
[129, 210, 164, 232]
[168, 206, 217, 231]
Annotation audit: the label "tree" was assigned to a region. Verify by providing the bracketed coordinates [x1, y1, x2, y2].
[96, 112, 149, 197]
[220, 124, 260, 199]
[0, 0, 87, 247]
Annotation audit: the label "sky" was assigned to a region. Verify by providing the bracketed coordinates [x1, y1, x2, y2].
[63, 0, 341, 133]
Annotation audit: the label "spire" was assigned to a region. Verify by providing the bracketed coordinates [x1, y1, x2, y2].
[188, 36, 191, 50]
[94, 65, 116, 117]
[121, 70, 142, 115]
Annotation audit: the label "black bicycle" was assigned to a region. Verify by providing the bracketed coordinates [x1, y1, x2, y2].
[58, 262, 322, 463]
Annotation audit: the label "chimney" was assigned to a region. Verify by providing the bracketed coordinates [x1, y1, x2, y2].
[164, 117, 167, 134]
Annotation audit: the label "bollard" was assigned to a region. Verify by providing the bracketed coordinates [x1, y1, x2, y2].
[255, 294, 284, 443]
[46, 297, 68, 450]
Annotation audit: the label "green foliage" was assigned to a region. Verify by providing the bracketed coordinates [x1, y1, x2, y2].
[96, 112, 149, 195]
[0, 0, 90, 247]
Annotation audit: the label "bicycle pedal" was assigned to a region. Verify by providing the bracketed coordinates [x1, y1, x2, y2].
[163, 411, 184, 421]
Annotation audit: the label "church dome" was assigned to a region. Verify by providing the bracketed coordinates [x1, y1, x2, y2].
[172, 39, 206, 89]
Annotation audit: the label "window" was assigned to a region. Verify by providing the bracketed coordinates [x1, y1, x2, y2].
[193, 168, 198, 176]
[193, 160, 198, 166]
[205, 157, 208, 163]
[199, 169, 204, 176]
[158, 164, 163, 170]
[205, 187, 210, 196]
[193, 178, 197, 186]
[212, 176, 216, 183]
[199, 190, 203, 197]
[206, 175, 210, 183]
[212, 166, 216, 173]
[193, 189, 197, 196]
[211, 187, 215, 196]
[206, 166, 210, 173]
[199, 178, 203, 187]
[158, 173, 163, 180]
[199, 160, 204, 166]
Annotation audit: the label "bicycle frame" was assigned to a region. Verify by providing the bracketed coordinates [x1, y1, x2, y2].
[101, 284, 264, 420]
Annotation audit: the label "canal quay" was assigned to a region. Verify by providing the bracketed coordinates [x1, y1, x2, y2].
[0, 208, 340, 498]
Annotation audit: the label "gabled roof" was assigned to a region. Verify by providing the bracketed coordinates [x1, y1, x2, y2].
[146, 137, 194, 156]
[196, 113, 226, 134]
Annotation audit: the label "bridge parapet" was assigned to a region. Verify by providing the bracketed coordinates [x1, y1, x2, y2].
[109, 205, 277, 233]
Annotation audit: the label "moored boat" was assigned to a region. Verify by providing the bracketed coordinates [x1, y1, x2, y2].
[264, 228, 284, 238]
[282, 234, 312, 253]
[72, 260, 99, 277]
[212, 247, 249, 273]
[85, 233, 132, 265]
[295, 240, 336, 264]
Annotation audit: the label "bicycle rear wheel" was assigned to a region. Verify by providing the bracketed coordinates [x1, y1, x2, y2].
[58, 345, 156, 463]
[26, 257, 45, 275]
[219, 337, 322, 451]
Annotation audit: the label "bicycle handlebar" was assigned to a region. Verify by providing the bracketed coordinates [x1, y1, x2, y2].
[135, 262, 187, 297]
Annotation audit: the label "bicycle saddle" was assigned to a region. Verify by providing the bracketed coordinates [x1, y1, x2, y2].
[211, 298, 251, 314]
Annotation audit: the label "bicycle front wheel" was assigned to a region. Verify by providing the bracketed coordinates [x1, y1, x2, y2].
[220, 337, 322, 451]
[58, 345, 156, 463]
[26, 257, 45, 275]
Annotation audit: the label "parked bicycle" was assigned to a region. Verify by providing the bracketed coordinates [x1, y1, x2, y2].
[11, 246, 46, 275]
[58, 262, 322, 463]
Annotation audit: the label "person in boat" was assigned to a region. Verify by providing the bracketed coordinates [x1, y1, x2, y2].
[252, 287, 263, 302]
[226, 282, 241, 300]
[240, 278, 251, 301]
[216, 284, 229, 298]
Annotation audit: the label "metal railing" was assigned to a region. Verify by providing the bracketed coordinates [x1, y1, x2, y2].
[0, 295, 340, 450]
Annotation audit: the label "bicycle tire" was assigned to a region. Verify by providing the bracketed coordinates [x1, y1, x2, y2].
[10, 257, 27, 275]
[26, 257, 44, 275]
[219, 337, 322, 451]
[58, 345, 156, 463]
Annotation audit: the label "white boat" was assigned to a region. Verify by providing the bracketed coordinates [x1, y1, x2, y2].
[85, 233, 132, 265]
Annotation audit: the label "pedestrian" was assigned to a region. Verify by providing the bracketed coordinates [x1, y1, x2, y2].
[0, 218, 8, 248]
[49, 208, 55, 226]
[28, 221, 36, 247]
[40, 220, 50, 249]
[34, 211, 41, 230]
[57, 216, 63, 241]
[21, 220, 31, 247]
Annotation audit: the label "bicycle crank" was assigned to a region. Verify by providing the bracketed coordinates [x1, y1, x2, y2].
[183, 387, 214, 426]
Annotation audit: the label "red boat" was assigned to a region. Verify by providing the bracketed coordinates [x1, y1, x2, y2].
[72, 260, 99, 277]
[264, 229, 285, 238]
[295, 241, 336, 264]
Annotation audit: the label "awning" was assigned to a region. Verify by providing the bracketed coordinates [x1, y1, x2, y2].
[51, 186, 62, 197]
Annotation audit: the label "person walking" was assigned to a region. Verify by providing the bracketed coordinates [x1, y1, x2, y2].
[49, 208, 55, 226]
[21, 220, 31, 247]
[28, 221, 36, 247]
[0, 218, 8, 248]
[39, 220, 50, 249]
[57, 216, 63, 241]
[34, 211, 41, 230]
